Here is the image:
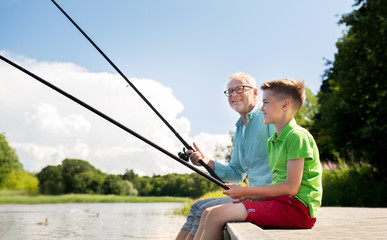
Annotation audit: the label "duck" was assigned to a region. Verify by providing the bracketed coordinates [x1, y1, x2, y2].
[90, 213, 99, 218]
[37, 218, 49, 226]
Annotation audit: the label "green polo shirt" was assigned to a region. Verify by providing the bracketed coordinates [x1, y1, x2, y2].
[267, 119, 322, 218]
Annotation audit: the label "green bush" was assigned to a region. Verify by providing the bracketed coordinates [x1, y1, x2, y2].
[2, 169, 39, 195]
[322, 162, 387, 207]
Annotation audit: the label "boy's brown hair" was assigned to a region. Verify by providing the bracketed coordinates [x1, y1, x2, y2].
[260, 78, 305, 111]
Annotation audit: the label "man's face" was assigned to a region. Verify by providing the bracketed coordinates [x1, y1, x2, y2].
[227, 79, 257, 115]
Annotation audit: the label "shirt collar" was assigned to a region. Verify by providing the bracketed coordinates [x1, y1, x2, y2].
[271, 118, 297, 143]
[236, 103, 261, 127]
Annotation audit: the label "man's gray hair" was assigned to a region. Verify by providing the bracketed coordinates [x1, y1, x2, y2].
[227, 72, 257, 89]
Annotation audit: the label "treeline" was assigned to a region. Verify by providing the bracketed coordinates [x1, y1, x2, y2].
[123, 169, 219, 197]
[37, 159, 219, 198]
[37, 159, 137, 196]
[0, 133, 220, 198]
[0, 132, 220, 198]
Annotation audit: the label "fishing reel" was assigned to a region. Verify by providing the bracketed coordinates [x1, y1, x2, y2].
[178, 148, 190, 162]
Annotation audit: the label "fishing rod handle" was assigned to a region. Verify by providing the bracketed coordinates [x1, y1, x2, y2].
[182, 146, 224, 183]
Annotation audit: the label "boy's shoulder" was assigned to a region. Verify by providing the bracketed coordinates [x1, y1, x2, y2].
[282, 119, 316, 144]
[288, 119, 312, 134]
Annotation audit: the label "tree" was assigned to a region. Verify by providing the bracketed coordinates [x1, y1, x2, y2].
[73, 171, 105, 194]
[102, 175, 126, 195]
[2, 169, 39, 195]
[213, 131, 234, 164]
[132, 176, 153, 196]
[295, 87, 318, 130]
[316, 0, 387, 172]
[123, 180, 138, 196]
[122, 169, 138, 182]
[0, 133, 22, 187]
[0, 133, 38, 194]
[37, 165, 65, 195]
[61, 159, 105, 193]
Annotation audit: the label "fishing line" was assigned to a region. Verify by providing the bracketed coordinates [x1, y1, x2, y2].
[0, 55, 228, 190]
[50, 0, 223, 182]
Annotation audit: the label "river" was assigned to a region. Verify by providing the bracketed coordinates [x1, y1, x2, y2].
[0, 202, 186, 240]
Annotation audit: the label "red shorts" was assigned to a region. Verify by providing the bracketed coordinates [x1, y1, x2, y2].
[237, 195, 316, 229]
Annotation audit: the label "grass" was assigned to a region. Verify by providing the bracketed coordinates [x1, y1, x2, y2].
[0, 191, 188, 204]
[173, 190, 226, 216]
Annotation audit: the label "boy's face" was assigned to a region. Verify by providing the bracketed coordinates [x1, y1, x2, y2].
[260, 90, 284, 124]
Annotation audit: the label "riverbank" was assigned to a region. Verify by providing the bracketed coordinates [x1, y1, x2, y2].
[0, 190, 188, 204]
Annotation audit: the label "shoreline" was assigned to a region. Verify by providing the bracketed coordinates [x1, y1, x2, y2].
[0, 191, 189, 205]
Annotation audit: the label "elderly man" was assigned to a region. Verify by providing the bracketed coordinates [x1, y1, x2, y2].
[175, 72, 275, 240]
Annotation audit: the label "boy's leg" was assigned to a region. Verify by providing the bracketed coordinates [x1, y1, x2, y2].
[242, 195, 316, 229]
[175, 198, 218, 240]
[188, 197, 233, 238]
[196, 203, 247, 240]
[193, 205, 211, 240]
[175, 229, 190, 240]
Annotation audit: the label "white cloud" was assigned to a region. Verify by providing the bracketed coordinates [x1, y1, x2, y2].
[192, 132, 232, 165]
[26, 103, 92, 137]
[0, 52, 229, 176]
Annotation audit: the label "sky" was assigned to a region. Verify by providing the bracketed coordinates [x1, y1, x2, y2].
[0, 0, 355, 176]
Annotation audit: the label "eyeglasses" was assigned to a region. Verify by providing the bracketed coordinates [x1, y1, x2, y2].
[224, 85, 254, 97]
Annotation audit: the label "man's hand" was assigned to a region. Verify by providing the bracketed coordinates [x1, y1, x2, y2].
[187, 142, 211, 166]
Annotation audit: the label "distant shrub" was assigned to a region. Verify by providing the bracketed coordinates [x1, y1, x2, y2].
[2, 169, 39, 195]
[322, 162, 387, 207]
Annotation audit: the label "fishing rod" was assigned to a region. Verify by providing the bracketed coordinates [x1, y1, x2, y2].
[50, 0, 223, 182]
[0, 55, 229, 190]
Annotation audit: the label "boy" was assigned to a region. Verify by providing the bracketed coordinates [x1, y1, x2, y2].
[193, 79, 323, 240]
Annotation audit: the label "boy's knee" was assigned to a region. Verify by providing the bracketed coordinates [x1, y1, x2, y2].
[207, 206, 228, 220]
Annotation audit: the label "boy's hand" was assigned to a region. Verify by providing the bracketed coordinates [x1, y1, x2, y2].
[222, 184, 246, 199]
[223, 185, 264, 201]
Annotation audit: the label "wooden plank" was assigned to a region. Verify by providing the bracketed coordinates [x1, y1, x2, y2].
[225, 222, 278, 240]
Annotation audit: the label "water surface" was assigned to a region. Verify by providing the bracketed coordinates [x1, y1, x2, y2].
[0, 202, 186, 240]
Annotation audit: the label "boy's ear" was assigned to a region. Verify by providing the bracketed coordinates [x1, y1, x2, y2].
[282, 99, 291, 111]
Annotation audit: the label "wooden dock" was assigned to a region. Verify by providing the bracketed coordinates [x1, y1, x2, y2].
[224, 207, 387, 240]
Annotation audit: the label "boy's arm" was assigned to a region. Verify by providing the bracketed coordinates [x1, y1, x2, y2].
[223, 158, 304, 199]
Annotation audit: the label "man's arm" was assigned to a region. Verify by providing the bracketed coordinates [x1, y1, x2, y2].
[188, 141, 247, 184]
